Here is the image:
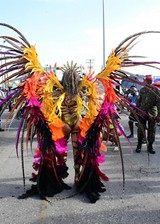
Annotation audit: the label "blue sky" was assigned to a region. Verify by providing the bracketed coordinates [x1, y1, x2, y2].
[1, 0, 160, 76]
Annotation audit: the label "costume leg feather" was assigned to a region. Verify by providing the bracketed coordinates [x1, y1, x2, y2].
[76, 108, 110, 203]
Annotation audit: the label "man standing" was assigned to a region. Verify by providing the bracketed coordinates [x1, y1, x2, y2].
[136, 75, 160, 154]
[127, 86, 139, 138]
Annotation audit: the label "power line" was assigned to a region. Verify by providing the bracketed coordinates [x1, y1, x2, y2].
[86, 59, 94, 70]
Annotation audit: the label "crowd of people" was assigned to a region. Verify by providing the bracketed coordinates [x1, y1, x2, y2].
[121, 75, 160, 154]
[0, 87, 15, 131]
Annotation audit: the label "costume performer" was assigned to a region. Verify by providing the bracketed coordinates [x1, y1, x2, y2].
[1, 23, 160, 203]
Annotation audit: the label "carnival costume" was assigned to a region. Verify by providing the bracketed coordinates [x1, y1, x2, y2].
[0, 23, 160, 203]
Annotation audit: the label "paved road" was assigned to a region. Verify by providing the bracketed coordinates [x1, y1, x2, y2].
[0, 110, 160, 224]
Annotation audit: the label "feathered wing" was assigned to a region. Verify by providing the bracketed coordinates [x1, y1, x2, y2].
[76, 31, 160, 202]
[0, 23, 70, 199]
[72, 73, 108, 203]
[95, 30, 160, 147]
[95, 31, 160, 137]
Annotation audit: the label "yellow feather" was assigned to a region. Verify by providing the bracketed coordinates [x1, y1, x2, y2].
[23, 45, 45, 73]
[96, 51, 123, 80]
[77, 96, 83, 117]
[54, 93, 65, 117]
[79, 76, 100, 126]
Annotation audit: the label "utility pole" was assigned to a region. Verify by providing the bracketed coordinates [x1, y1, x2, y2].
[102, 0, 106, 69]
[86, 59, 94, 70]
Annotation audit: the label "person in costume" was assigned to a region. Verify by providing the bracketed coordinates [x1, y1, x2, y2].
[1, 23, 160, 203]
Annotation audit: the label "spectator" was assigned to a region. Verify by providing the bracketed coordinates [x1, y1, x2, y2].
[0, 87, 5, 131]
[136, 75, 160, 154]
[127, 86, 139, 138]
[7, 86, 13, 111]
[102, 114, 123, 152]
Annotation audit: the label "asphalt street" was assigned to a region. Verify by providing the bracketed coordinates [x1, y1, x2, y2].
[0, 110, 160, 224]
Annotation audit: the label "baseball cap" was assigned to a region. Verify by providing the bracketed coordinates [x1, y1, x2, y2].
[145, 75, 153, 81]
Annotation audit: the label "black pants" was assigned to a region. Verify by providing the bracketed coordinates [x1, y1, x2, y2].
[137, 115, 156, 144]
